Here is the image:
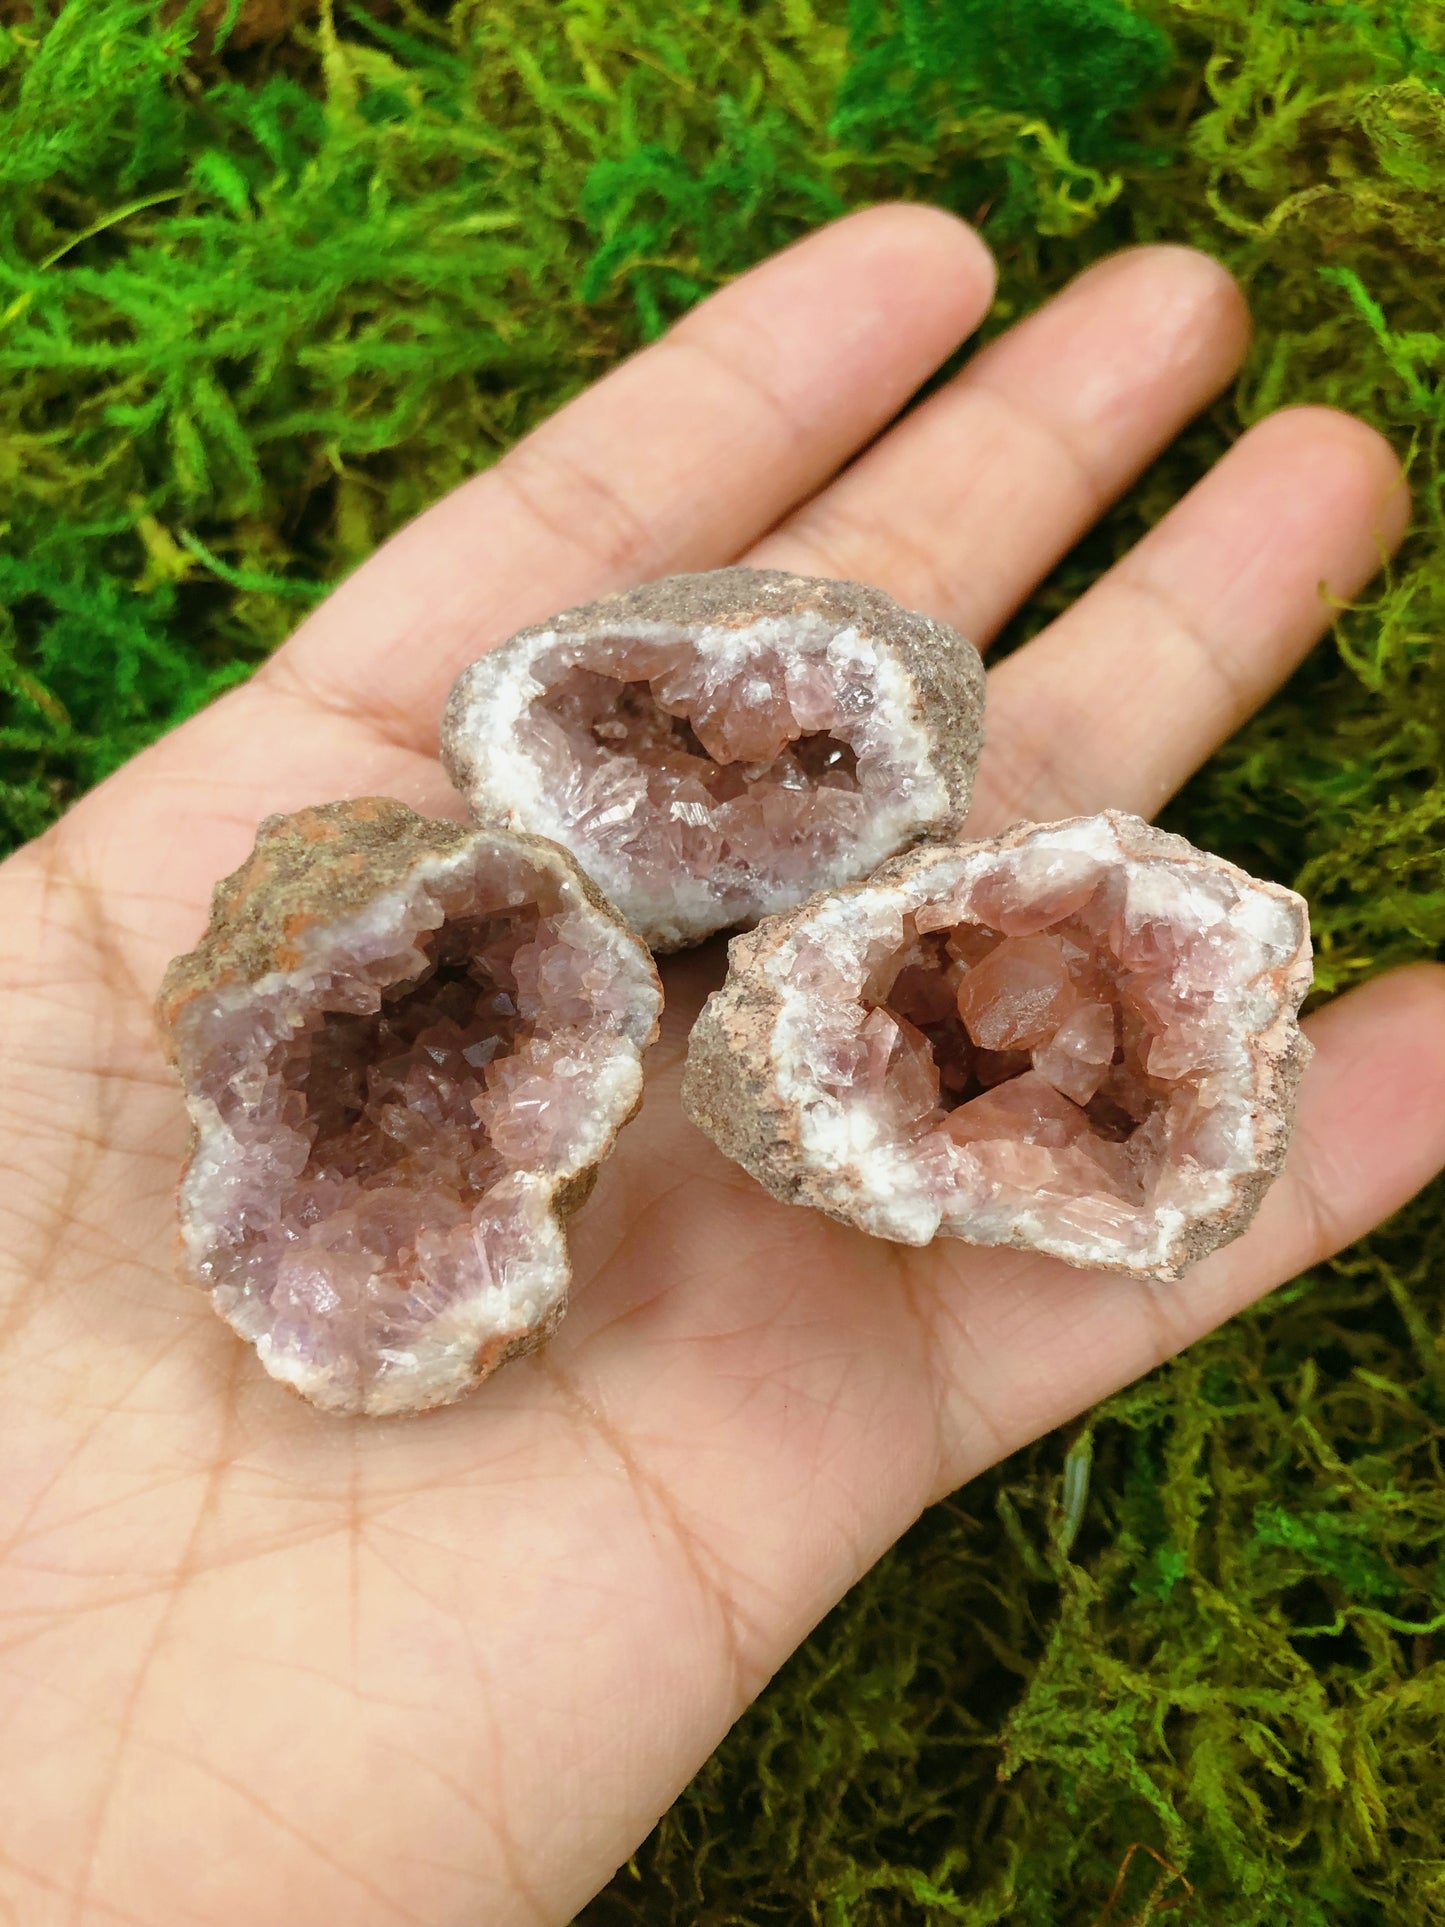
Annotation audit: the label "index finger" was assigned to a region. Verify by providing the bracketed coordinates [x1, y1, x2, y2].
[263, 205, 997, 755]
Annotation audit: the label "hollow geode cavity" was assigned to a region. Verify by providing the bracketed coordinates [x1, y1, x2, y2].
[160, 799, 662, 1416]
[441, 568, 985, 951]
[683, 813, 1313, 1278]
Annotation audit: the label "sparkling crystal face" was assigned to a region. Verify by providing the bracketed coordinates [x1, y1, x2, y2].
[516, 638, 876, 910]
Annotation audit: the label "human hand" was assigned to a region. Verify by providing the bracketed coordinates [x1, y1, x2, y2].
[4, 207, 1443, 1926]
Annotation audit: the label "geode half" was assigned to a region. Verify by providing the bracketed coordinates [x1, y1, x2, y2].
[441, 568, 985, 951]
[160, 799, 662, 1415]
[682, 813, 1313, 1278]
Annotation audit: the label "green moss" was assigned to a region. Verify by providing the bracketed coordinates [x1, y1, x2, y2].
[1, 0, 1441, 1918]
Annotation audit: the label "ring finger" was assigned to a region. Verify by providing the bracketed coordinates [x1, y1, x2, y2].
[967, 404, 1408, 832]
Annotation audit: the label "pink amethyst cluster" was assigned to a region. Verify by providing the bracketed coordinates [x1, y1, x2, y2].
[160, 801, 661, 1415]
[442, 568, 985, 950]
[525, 658, 861, 894]
[162, 571, 1317, 1413]
[683, 814, 1313, 1277]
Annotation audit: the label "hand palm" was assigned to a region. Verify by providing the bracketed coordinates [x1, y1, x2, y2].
[4, 211, 1444, 1925]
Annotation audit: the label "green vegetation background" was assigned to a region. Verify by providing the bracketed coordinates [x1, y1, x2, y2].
[2, 0, 1442, 1918]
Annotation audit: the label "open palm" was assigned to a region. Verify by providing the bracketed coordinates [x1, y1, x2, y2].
[4, 208, 1444, 1926]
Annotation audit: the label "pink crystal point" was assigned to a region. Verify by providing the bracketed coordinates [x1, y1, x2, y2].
[954, 934, 1078, 1050]
[682, 812, 1314, 1278]
[160, 799, 662, 1415]
[441, 568, 985, 951]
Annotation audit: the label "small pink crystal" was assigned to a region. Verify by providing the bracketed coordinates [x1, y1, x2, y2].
[1032, 1001, 1116, 1104]
[858, 1008, 941, 1124]
[442, 568, 985, 951]
[682, 812, 1314, 1278]
[954, 934, 1078, 1050]
[160, 800, 662, 1416]
[942, 1070, 1093, 1149]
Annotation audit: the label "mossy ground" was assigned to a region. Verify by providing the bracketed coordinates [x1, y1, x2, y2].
[2, 1, 1442, 1919]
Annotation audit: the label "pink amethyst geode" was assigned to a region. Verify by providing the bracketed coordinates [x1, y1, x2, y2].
[441, 568, 986, 951]
[160, 799, 662, 1415]
[682, 813, 1313, 1278]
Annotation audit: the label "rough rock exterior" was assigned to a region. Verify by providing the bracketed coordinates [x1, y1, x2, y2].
[683, 813, 1313, 1278]
[160, 798, 662, 1415]
[442, 567, 986, 951]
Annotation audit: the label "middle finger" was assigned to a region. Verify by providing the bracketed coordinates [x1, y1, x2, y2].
[748, 243, 1251, 639]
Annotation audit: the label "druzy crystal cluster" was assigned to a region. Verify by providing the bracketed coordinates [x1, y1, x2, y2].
[683, 814, 1312, 1277]
[160, 800, 661, 1415]
[443, 568, 985, 949]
